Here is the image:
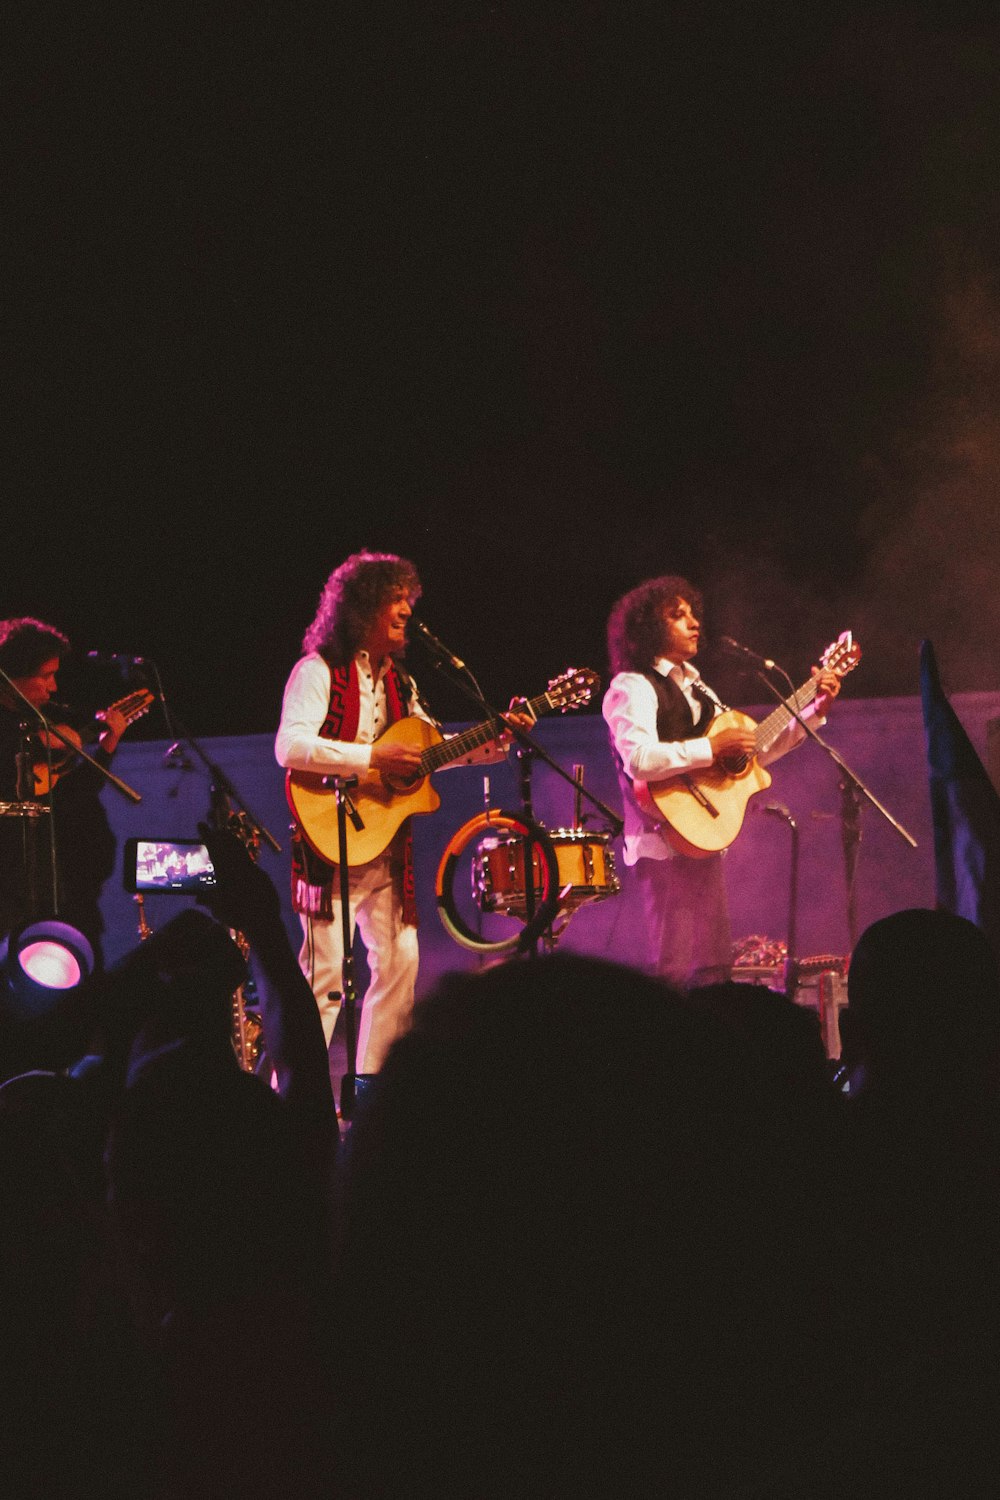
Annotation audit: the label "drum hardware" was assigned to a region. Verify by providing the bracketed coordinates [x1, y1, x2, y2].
[436, 810, 562, 956]
[420, 641, 619, 956]
[731, 939, 849, 1060]
[794, 954, 849, 1061]
[573, 762, 584, 830]
[472, 826, 620, 924]
[465, 759, 620, 945]
[0, 800, 51, 819]
[731, 933, 787, 986]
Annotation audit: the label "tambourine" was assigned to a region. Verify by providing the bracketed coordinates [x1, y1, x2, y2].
[435, 810, 561, 955]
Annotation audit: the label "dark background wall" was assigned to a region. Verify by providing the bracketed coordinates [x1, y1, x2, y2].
[8, 4, 1000, 754]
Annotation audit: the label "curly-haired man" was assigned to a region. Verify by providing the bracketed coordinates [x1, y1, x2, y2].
[275, 550, 527, 1077]
[602, 575, 840, 989]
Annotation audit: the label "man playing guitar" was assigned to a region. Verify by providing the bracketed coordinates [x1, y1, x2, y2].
[0, 616, 146, 966]
[275, 550, 534, 1077]
[602, 575, 843, 991]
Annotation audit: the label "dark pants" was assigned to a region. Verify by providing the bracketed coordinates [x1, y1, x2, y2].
[635, 851, 732, 991]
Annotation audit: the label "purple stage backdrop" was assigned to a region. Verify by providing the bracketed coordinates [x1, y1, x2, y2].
[97, 694, 1000, 989]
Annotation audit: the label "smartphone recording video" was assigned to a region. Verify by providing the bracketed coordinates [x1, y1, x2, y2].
[123, 838, 217, 894]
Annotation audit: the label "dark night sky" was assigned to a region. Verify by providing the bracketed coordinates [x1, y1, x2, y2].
[8, 2, 1000, 737]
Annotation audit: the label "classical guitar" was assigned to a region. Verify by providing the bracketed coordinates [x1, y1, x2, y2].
[286, 666, 599, 867]
[636, 632, 861, 858]
[33, 688, 155, 795]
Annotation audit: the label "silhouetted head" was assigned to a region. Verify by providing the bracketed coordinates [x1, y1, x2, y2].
[844, 907, 1000, 1097]
[335, 953, 841, 1496]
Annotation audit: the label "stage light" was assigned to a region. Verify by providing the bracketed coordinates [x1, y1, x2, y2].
[0, 919, 95, 1023]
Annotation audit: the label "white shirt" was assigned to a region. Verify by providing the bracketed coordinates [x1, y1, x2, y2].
[602, 656, 821, 865]
[275, 651, 506, 775]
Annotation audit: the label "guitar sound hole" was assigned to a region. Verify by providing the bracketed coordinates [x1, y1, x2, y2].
[720, 753, 750, 775]
[385, 770, 420, 794]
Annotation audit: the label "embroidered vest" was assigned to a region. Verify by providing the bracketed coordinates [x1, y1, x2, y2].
[290, 657, 418, 925]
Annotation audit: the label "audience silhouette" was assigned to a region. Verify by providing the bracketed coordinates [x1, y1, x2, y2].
[838, 907, 1000, 1495]
[2, 876, 996, 1498]
[0, 829, 342, 1499]
[333, 956, 849, 1498]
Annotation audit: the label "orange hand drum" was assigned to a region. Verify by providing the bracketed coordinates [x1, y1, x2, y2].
[473, 828, 619, 919]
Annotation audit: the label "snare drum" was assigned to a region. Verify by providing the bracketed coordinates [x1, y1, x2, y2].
[473, 828, 619, 919]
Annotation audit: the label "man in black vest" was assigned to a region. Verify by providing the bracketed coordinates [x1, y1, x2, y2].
[602, 575, 840, 990]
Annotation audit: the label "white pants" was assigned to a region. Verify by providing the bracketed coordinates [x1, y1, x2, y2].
[634, 851, 732, 992]
[298, 853, 419, 1075]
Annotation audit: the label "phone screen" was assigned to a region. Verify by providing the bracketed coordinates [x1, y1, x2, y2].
[127, 839, 217, 892]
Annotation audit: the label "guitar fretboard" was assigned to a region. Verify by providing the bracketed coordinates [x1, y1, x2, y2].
[754, 678, 819, 755]
[418, 688, 557, 775]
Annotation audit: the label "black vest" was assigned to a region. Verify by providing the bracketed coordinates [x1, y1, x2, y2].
[643, 669, 717, 743]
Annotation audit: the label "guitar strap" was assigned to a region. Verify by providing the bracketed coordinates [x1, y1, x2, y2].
[290, 658, 419, 925]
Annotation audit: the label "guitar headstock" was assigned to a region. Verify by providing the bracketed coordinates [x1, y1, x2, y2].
[819, 631, 862, 679]
[546, 667, 600, 713]
[111, 689, 156, 726]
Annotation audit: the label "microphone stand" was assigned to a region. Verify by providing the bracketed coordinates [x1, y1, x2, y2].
[416, 637, 622, 957]
[0, 665, 143, 922]
[745, 662, 916, 958]
[148, 695, 281, 856]
[324, 775, 367, 1122]
[756, 803, 800, 999]
[840, 779, 863, 950]
[143, 659, 195, 769]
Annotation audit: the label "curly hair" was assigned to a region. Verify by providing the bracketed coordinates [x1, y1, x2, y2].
[606, 575, 703, 674]
[302, 551, 422, 663]
[0, 617, 71, 677]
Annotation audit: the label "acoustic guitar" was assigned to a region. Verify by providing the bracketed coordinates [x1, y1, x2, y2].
[286, 666, 599, 867]
[33, 688, 155, 795]
[635, 632, 861, 857]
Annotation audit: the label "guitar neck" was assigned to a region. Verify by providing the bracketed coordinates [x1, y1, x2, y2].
[754, 678, 819, 754]
[419, 687, 555, 774]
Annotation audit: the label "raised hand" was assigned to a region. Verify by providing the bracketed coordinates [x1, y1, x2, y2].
[195, 822, 282, 933]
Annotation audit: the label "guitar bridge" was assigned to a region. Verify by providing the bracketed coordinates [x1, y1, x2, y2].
[682, 774, 719, 818]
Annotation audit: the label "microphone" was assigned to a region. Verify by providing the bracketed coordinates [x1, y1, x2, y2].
[718, 636, 777, 672]
[87, 651, 147, 666]
[411, 618, 466, 671]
